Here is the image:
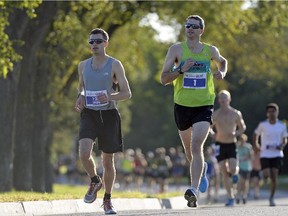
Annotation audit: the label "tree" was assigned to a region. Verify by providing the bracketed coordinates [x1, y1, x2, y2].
[1, 1, 288, 193]
[0, 0, 41, 192]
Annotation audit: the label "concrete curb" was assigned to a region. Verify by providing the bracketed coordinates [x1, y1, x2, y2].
[0, 197, 187, 216]
[1, 189, 286, 216]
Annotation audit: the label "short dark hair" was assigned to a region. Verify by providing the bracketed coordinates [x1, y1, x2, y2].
[186, 15, 205, 29]
[266, 103, 279, 112]
[90, 28, 109, 41]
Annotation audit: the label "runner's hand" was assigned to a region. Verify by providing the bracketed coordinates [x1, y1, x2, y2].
[213, 70, 226, 80]
[181, 58, 195, 72]
[75, 95, 85, 112]
[97, 92, 109, 104]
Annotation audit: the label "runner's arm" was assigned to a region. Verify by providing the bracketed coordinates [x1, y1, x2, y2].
[235, 111, 246, 137]
[110, 60, 131, 101]
[160, 44, 182, 85]
[210, 46, 227, 80]
[75, 61, 86, 112]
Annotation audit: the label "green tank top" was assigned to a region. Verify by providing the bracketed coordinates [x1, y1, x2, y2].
[173, 42, 215, 107]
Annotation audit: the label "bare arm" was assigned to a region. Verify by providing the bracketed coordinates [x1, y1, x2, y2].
[160, 44, 182, 85]
[277, 137, 287, 150]
[110, 60, 131, 101]
[253, 133, 261, 152]
[210, 45, 228, 80]
[209, 113, 217, 140]
[235, 111, 246, 137]
[77, 61, 85, 95]
[249, 146, 254, 160]
[75, 61, 86, 112]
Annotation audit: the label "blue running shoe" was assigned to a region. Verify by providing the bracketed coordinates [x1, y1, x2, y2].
[225, 198, 235, 207]
[232, 174, 238, 184]
[184, 188, 198, 208]
[199, 162, 209, 193]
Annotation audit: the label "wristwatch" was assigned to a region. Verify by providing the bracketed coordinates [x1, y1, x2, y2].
[177, 66, 183, 74]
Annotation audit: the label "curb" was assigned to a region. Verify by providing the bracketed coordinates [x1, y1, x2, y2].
[1, 189, 286, 216]
[0, 197, 186, 216]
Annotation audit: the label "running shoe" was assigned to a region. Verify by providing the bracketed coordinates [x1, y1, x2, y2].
[184, 188, 198, 208]
[225, 198, 235, 207]
[84, 181, 102, 203]
[232, 174, 239, 184]
[269, 197, 276, 206]
[102, 199, 117, 214]
[243, 198, 246, 204]
[199, 162, 209, 193]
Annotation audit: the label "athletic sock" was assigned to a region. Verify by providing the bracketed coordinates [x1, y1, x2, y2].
[104, 193, 111, 200]
[91, 175, 101, 183]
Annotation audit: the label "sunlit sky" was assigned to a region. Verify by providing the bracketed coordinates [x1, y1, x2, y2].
[140, 13, 180, 43]
[140, 0, 255, 43]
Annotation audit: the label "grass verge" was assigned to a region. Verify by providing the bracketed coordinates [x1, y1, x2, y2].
[0, 184, 182, 203]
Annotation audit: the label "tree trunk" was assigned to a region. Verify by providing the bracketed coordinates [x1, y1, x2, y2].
[0, 74, 16, 192]
[12, 1, 60, 191]
[0, 9, 31, 192]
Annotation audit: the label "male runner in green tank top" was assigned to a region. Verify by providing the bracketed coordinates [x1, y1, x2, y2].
[161, 15, 227, 208]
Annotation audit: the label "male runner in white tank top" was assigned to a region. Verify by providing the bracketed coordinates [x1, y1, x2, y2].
[253, 103, 287, 206]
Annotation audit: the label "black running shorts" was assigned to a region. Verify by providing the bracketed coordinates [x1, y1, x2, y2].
[215, 142, 237, 162]
[260, 157, 282, 170]
[174, 103, 213, 131]
[250, 169, 261, 180]
[79, 108, 123, 153]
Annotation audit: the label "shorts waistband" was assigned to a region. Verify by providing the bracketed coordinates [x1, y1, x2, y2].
[215, 141, 236, 145]
[84, 107, 116, 112]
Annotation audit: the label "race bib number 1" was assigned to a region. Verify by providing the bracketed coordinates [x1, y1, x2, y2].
[183, 73, 206, 89]
[86, 90, 108, 107]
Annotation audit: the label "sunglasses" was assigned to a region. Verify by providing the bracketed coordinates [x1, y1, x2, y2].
[185, 23, 201, 29]
[88, 39, 106, 45]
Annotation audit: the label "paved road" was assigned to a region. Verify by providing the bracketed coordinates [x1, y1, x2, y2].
[49, 192, 288, 216]
[53, 205, 288, 216]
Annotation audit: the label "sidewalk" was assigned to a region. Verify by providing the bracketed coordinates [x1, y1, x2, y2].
[0, 188, 287, 216]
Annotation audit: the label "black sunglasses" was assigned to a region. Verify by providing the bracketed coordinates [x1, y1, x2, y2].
[185, 23, 201, 29]
[88, 39, 106, 45]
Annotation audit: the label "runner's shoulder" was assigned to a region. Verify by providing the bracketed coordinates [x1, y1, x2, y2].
[169, 42, 182, 51]
[78, 58, 90, 70]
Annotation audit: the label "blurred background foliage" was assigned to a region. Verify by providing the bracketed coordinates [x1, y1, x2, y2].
[1, 0, 288, 192]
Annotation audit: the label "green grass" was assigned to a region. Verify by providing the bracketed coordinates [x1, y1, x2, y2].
[2, 175, 286, 203]
[261, 175, 288, 191]
[0, 184, 182, 203]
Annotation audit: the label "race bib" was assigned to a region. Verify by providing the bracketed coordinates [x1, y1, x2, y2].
[183, 73, 206, 89]
[85, 90, 108, 107]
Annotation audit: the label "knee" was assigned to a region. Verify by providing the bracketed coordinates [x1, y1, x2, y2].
[186, 154, 192, 162]
[229, 167, 237, 175]
[191, 144, 202, 155]
[262, 170, 270, 179]
[78, 139, 93, 161]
